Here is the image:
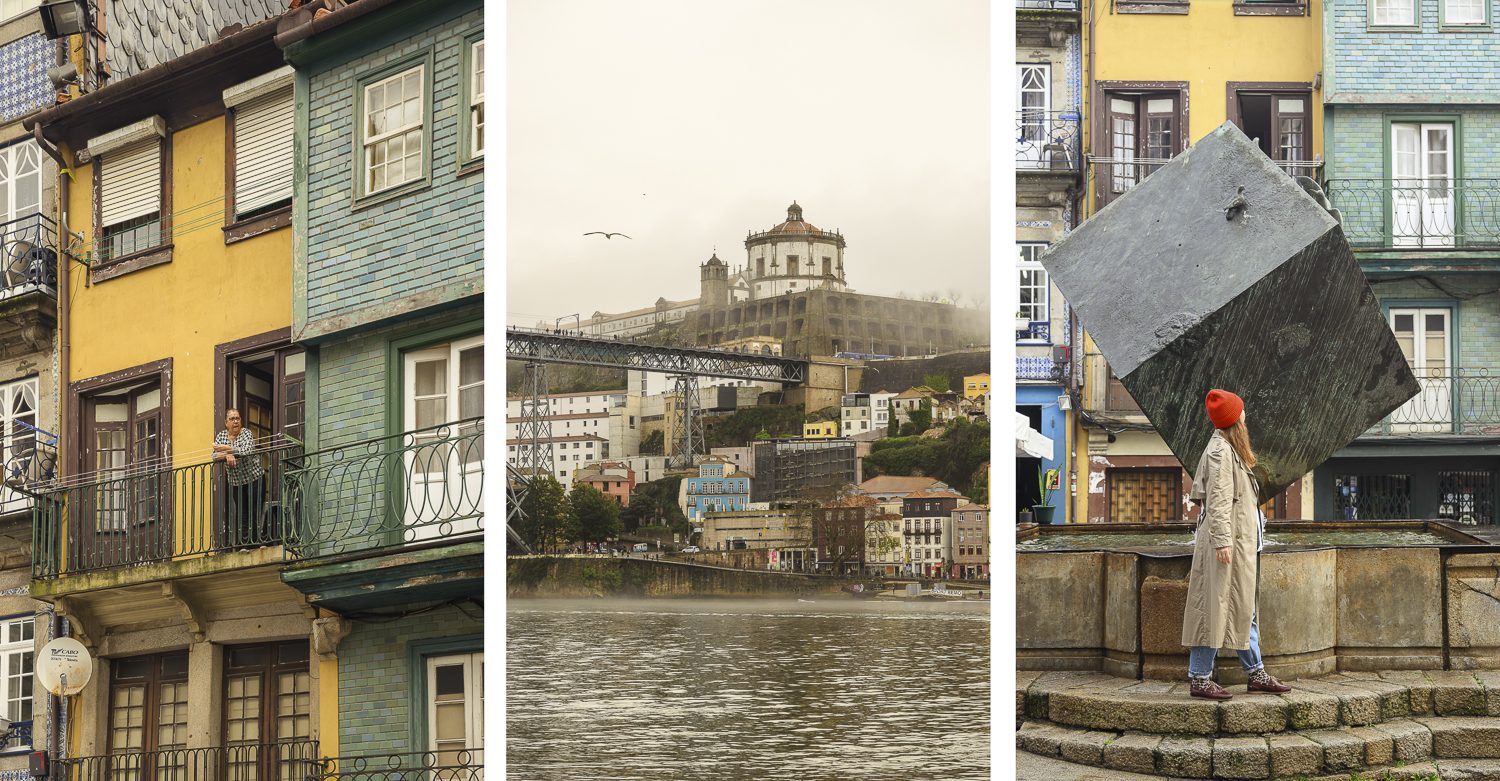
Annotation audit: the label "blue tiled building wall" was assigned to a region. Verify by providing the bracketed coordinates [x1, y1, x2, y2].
[314, 303, 482, 451]
[1017, 384, 1066, 511]
[1374, 275, 1500, 370]
[1329, 0, 1500, 95]
[303, 6, 484, 330]
[336, 606, 482, 755]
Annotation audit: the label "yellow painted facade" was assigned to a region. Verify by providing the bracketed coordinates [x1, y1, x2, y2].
[1086, 0, 1324, 153]
[802, 421, 839, 439]
[962, 373, 990, 400]
[59, 116, 293, 469]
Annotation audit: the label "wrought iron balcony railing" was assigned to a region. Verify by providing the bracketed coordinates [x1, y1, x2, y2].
[2, 719, 30, 752]
[0, 214, 58, 299]
[1016, 321, 1051, 343]
[1, 421, 56, 518]
[1018, 0, 1080, 8]
[1324, 179, 1500, 249]
[310, 749, 483, 781]
[1364, 368, 1500, 435]
[32, 441, 302, 580]
[1084, 157, 1323, 215]
[57, 741, 320, 781]
[1017, 110, 1081, 173]
[282, 419, 483, 562]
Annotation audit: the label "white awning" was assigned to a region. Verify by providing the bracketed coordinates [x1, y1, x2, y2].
[1015, 411, 1054, 460]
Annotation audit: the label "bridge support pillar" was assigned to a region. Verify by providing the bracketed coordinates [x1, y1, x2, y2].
[669, 374, 704, 471]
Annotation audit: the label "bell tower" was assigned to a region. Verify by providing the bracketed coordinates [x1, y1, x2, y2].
[699, 252, 729, 308]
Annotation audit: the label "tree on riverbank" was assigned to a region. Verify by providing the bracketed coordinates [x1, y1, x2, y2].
[519, 476, 570, 552]
[621, 475, 688, 536]
[569, 482, 622, 542]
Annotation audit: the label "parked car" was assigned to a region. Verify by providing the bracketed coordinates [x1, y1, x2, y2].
[682, 546, 699, 553]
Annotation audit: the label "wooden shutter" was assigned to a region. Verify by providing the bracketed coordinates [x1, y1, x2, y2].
[1109, 470, 1180, 523]
[100, 139, 159, 228]
[235, 86, 294, 215]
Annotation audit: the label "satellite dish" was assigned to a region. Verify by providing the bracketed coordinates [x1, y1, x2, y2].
[36, 637, 92, 696]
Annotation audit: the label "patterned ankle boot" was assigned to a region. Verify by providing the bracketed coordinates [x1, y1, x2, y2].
[1247, 667, 1291, 693]
[1189, 676, 1232, 700]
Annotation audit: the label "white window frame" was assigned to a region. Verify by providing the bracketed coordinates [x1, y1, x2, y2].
[1391, 122, 1455, 248]
[1389, 307, 1453, 433]
[0, 0, 39, 23]
[1017, 64, 1051, 169]
[363, 64, 426, 196]
[0, 141, 42, 226]
[470, 40, 485, 159]
[1373, 0, 1416, 25]
[427, 652, 483, 760]
[0, 377, 39, 517]
[1018, 244, 1050, 344]
[0, 614, 33, 748]
[1444, 0, 1486, 23]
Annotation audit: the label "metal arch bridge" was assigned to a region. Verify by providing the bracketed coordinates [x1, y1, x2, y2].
[504, 327, 809, 385]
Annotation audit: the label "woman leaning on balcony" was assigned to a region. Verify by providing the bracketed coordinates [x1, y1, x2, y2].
[1181, 390, 1292, 701]
[213, 409, 265, 550]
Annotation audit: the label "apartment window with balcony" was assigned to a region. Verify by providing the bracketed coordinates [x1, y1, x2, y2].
[1017, 64, 1060, 170]
[355, 52, 434, 204]
[0, 140, 41, 224]
[1018, 244, 1050, 345]
[84, 382, 164, 531]
[109, 652, 189, 765]
[1092, 85, 1187, 206]
[90, 117, 169, 271]
[1391, 121, 1457, 247]
[424, 650, 484, 764]
[0, 616, 32, 747]
[0, 378, 37, 515]
[1389, 307, 1453, 432]
[224, 641, 312, 781]
[224, 67, 295, 240]
[1229, 86, 1312, 174]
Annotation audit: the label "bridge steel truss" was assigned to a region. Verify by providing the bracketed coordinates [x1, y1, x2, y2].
[504, 328, 809, 385]
[669, 375, 705, 470]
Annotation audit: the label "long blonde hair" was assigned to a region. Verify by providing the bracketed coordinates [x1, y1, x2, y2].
[1219, 417, 1257, 469]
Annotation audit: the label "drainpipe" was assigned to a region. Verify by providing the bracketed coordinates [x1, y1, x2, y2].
[33, 125, 70, 476]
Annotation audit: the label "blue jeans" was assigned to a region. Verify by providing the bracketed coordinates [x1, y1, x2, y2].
[1188, 611, 1262, 677]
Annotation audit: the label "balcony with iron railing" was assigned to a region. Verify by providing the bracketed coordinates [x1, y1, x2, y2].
[1324, 179, 1500, 250]
[282, 419, 483, 562]
[279, 420, 483, 612]
[311, 749, 483, 781]
[1017, 110, 1082, 175]
[0, 214, 58, 301]
[1017, 0, 1080, 8]
[0, 421, 56, 519]
[57, 741, 321, 781]
[1361, 368, 1500, 436]
[31, 442, 302, 581]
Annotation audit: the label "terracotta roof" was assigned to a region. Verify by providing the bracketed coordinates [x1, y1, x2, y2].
[858, 476, 942, 493]
[904, 488, 968, 500]
[824, 495, 879, 508]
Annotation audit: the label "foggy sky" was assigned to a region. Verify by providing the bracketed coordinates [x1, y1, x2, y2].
[506, 0, 991, 328]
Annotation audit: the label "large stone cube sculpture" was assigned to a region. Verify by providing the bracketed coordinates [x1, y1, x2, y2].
[1042, 122, 1420, 502]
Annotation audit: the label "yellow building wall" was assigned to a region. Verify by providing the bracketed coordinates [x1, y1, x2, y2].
[62, 117, 293, 470]
[1086, 0, 1324, 155]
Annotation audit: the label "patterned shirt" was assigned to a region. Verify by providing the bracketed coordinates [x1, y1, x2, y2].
[215, 429, 264, 486]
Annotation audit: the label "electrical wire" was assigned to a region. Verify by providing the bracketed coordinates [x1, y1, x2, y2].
[1369, 274, 1500, 301]
[47, 431, 304, 491]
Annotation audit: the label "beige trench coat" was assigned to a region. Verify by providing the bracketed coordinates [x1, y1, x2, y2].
[1180, 433, 1261, 650]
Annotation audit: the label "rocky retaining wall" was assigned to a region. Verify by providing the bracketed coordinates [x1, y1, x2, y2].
[508, 556, 827, 598]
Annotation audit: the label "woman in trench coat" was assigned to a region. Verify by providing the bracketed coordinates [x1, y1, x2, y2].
[1180, 389, 1292, 700]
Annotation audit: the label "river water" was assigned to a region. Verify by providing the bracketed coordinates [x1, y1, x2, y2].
[506, 598, 991, 781]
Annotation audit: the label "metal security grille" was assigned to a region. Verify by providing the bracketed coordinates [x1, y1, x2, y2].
[1109, 470, 1179, 523]
[1333, 474, 1411, 520]
[1437, 470, 1495, 525]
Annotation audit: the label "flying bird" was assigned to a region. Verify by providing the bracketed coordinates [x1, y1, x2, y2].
[584, 232, 632, 240]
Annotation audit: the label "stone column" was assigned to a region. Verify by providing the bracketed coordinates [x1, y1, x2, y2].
[186, 641, 223, 749]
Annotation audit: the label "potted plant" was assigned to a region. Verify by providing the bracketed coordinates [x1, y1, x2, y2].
[1018, 509, 1035, 525]
[1033, 467, 1059, 525]
[1015, 310, 1032, 332]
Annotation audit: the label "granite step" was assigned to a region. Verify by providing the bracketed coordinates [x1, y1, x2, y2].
[1016, 669, 1500, 778]
[1018, 669, 1500, 735]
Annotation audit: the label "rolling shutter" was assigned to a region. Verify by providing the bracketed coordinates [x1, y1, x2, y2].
[100, 139, 159, 228]
[234, 86, 294, 216]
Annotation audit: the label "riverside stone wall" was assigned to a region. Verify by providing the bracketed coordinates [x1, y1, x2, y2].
[508, 556, 827, 598]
